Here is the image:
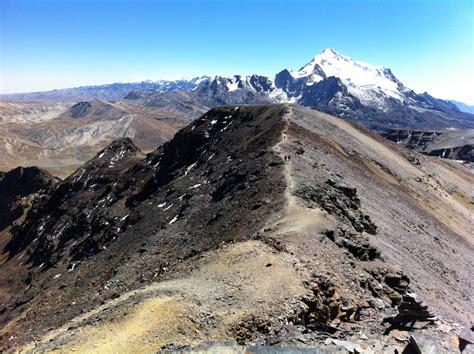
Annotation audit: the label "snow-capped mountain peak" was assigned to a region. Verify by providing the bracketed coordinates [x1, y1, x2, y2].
[290, 48, 410, 107]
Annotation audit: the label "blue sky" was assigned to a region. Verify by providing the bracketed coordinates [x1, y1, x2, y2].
[1, 0, 473, 103]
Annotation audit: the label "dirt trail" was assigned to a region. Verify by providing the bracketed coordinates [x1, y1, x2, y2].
[22, 240, 307, 353]
[269, 107, 326, 236]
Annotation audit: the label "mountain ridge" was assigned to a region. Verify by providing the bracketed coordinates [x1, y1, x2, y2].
[0, 48, 470, 126]
[1, 49, 472, 178]
[0, 104, 472, 351]
[1, 48, 471, 133]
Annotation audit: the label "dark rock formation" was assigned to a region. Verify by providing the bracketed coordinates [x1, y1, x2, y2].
[385, 293, 437, 330]
[0, 166, 57, 231]
[382, 129, 474, 162]
[296, 180, 377, 235]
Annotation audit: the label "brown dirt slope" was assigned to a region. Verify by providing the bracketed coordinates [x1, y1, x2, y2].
[0, 99, 198, 178]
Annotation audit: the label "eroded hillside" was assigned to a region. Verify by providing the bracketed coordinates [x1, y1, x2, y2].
[0, 99, 204, 178]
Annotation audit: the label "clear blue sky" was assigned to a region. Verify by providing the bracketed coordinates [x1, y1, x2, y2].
[1, 0, 473, 103]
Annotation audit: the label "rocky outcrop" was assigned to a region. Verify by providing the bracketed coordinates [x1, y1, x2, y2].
[0, 166, 57, 231]
[324, 228, 380, 261]
[296, 180, 377, 235]
[6, 138, 145, 265]
[385, 292, 437, 330]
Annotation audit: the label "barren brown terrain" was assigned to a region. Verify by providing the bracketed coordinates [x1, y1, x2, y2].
[0, 99, 205, 178]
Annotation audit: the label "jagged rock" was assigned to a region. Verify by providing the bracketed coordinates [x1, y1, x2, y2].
[296, 180, 377, 235]
[365, 266, 410, 306]
[458, 325, 474, 352]
[324, 228, 380, 261]
[385, 293, 437, 330]
[0, 166, 58, 231]
[159, 343, 192, 352]
[403, 334, 447, 354]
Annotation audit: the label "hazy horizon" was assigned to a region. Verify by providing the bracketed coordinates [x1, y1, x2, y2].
[1, 0, 473, 104]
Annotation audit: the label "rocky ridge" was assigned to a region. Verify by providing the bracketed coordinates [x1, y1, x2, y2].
[0, 105, 472, 352]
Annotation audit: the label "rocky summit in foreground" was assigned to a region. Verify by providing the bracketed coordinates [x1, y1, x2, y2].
[0, 104, 472, 352]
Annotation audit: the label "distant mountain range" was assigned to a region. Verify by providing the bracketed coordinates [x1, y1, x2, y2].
[448, 99, 474, 114]
[2, 48, 473, 132]
[1, 49, 473, 176]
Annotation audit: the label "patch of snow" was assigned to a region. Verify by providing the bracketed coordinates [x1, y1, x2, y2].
[184, 162, 197, 176]
[68, 262, 77, 272]
[226, 77, 240, 92]
[190, 183, 201, 189]
[269, 87, 290, 102]
[169, 215, 179, 224]
[158, 202, 167, 208]
[220, 121, 233, 131]
[108, 146, 129, 167]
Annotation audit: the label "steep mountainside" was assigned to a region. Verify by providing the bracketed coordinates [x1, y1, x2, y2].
[0, 105, 472, 352]
[0, 166, 58, 232]
[382, 129, 474, 162]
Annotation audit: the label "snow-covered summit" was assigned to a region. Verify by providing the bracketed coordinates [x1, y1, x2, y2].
[290, 48, 412, 107]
